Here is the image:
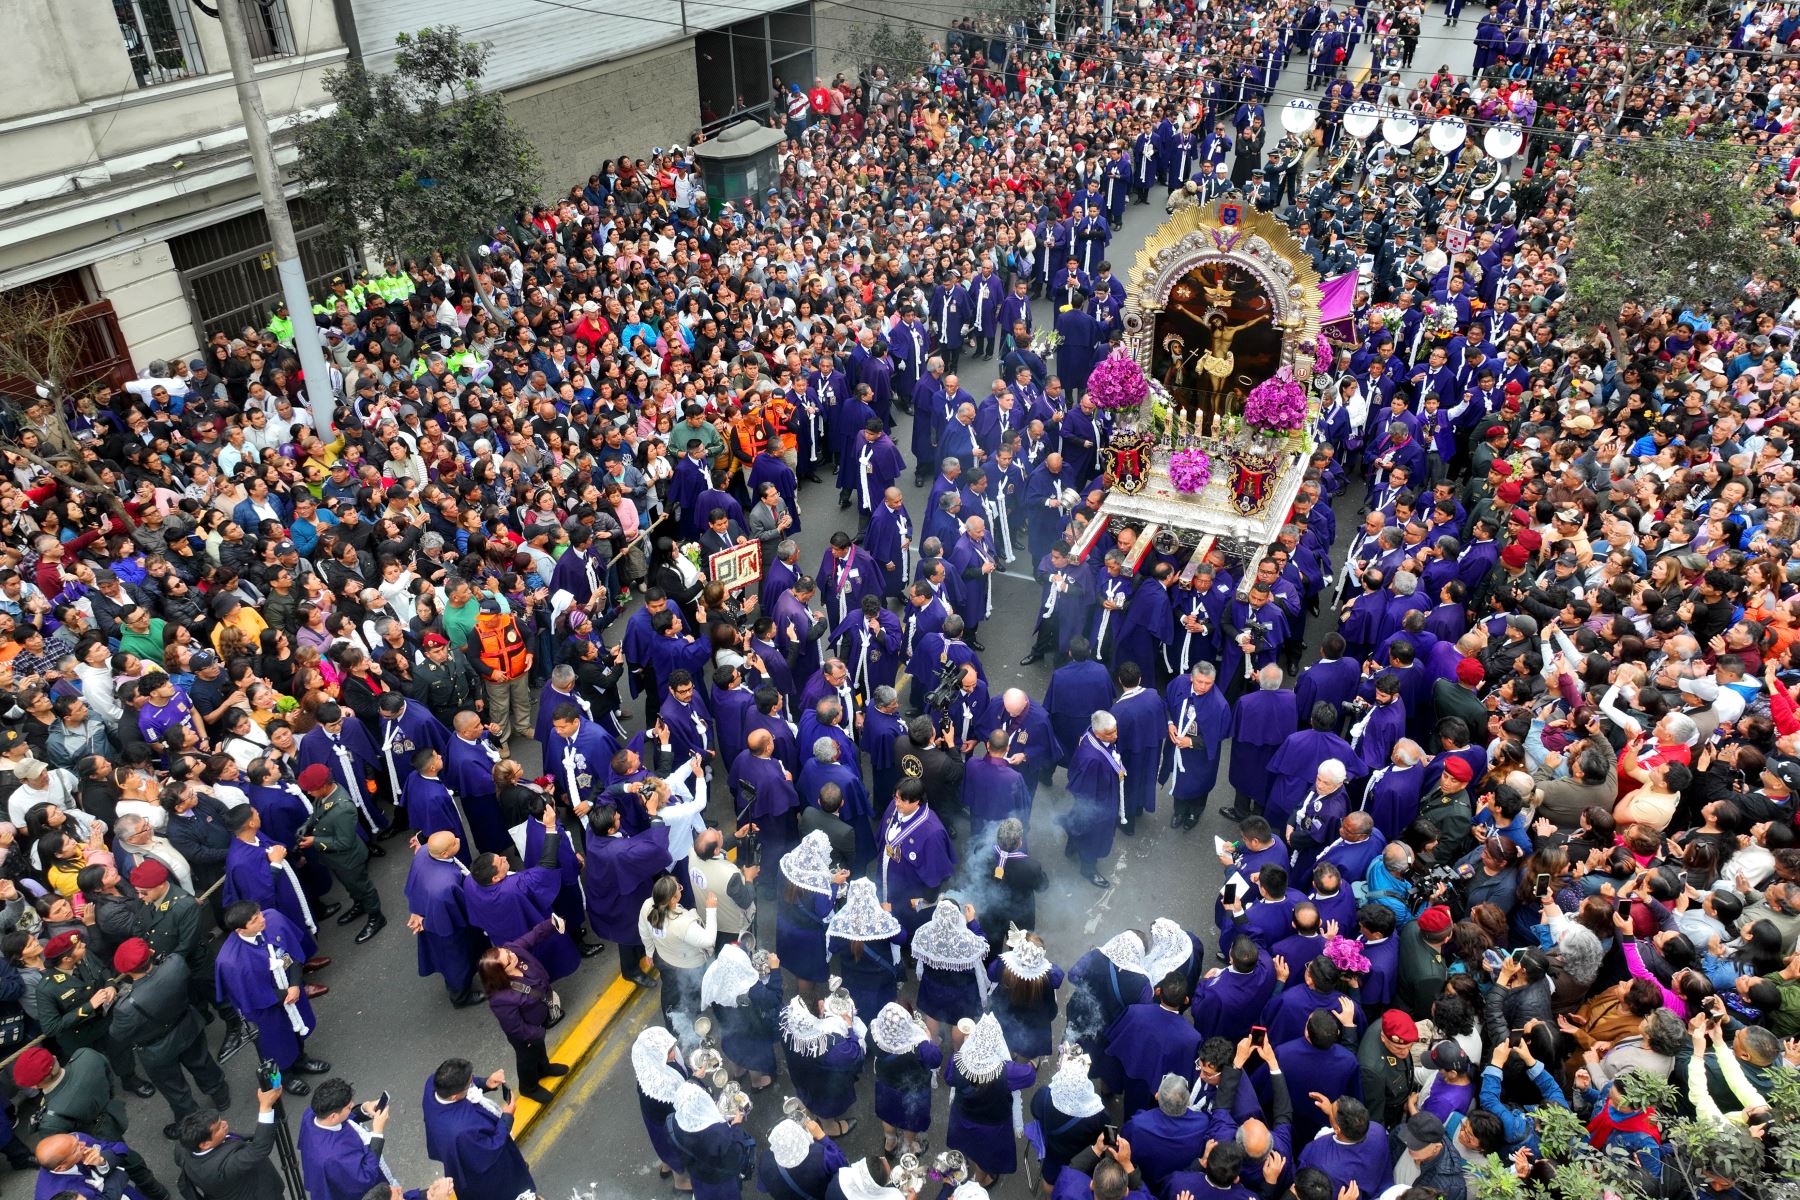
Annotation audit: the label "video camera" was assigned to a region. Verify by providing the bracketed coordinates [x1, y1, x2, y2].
[924, 659, 965, 716]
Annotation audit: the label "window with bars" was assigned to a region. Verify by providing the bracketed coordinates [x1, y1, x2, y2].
[241, 0, 297, 61]
[115, 0, 207, 87]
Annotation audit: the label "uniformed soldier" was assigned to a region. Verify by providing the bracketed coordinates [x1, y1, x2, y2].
[108, 939, 230, 1139]
[295, 764, 387, 944]
[131, 859, 252, 1061]
[11, 1043, 173, 1199]
[35, 931, 154, 1096]
[1357, 1008, 1421, 1126]
[410, 631, 481, 728]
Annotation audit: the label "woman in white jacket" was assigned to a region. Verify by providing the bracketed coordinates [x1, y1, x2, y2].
[639, 873, 718, 1031]
[74, 639, 123, 726]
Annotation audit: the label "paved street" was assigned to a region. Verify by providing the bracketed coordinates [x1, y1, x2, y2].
[81, 23, 1480, 1200]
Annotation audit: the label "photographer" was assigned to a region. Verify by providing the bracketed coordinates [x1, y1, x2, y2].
[688, 823, 758, 950]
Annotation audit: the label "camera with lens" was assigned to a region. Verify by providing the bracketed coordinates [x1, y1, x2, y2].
[1239, 616, 1273, 652]
[1340, 695, 1373, 724]
[924, 659, 965, 715]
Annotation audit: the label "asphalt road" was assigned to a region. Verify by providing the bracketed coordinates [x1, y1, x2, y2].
[78, 22, 1480, 1200]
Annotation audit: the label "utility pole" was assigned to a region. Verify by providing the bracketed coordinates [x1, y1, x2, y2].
[212, 0, 336, 436]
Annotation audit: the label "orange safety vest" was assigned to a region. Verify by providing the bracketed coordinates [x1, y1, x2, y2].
[473, 612, 532, 680]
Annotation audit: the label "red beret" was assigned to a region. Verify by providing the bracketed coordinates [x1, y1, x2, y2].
[1508, 508, 1533, 528]
[1443, 756, 1476, 783]
[297, 764, 335, 793]
[1500, 544, 1531, 569]
[1485, 425, 1510, 441]
[1417, 904, 1453, 935]
[11, 1046, 56, 1089]
[1504, 380, 1525, 394]
[1516, 529, 1544, 553]
[113, 937, 153, 975]
[422, 632, 449, 648]
[1496, 481, 1523, 504]
[129, 860, 169, 889]
[1456, 658, 1485, 686]
[1381, 1010, 1420, 1043]
[43, 931, 81, 962]
[1488, 460, 1513, 477]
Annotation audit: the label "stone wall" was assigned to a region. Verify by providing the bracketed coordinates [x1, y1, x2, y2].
[503, 38, 704, 195]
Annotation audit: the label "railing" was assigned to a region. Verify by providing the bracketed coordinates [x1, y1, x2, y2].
[117, 0, 208, 87]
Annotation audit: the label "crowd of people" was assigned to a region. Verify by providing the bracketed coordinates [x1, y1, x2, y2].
[6, 0, 1800, 1198]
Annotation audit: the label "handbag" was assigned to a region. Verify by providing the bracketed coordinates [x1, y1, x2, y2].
[546, 990, 565, 1028]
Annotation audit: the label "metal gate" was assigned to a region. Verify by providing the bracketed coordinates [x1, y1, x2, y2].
[169, 198, 358, 346]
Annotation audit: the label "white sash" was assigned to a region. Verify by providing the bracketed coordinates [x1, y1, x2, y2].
[1096, 578, 1127, 651]
[1082, 732, 1128, 824]
[329, 737, 379, 833]
[1042, 571, 1070, 619]
[880, 808, 928, 901]
[859, 446, 876, 510]
[1170, 699, 1198, 782]
[262, 936, 311, 1034]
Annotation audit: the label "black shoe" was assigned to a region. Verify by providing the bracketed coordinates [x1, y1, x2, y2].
[377, 824, 408, 841]
[625, 971, 656, 989]
[354, 914, 387, 944]
[1119, 818, 1137, 837]
[967, 637, 986, 652]
[452, 987, 487, 1008]
[522, 1084, 555, 1104]
[162, 1122, 181, 1140]
[313, 900, 342, 922]
[217, 1023, 251, 1064]
[1088, 873, 1112, 889]
[125, 1077, 157, 1098]
[803, 474, 823, 484]
[1218, 806, 1246, 822]
[208, 1089, 232, 1111]
[1019, 652, 1044, 666]
[543, 1063, 571, 1077]
[298, 1057, 333, 1075]
[368, 844, 386, 858]
[336, 905, 366, 926]
[1171, 811, 1185, 828]
[283, 1077, 311, 1096]
[578, 940, 607, 959]
[1183, 811, 1202, 830]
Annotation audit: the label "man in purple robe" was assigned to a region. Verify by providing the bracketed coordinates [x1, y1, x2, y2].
[798, 658, 861, 733]
[421, 1059, 536, 1200]
[818, 533, 883, 632]
[773, 579, 830, 687]
[960, 731, 1031, 829]
[377, 693, 449, 800]
[1022, 453, 1074, 565]
[295, 702, 386, 838]
[1294, 635, 1362, 728]
[296, 1078, 392, 1200]
[797, 736, 874, 869]
[1318, 811, 1385, 888]
[1364, 740, 1428, 838]
[1106, 974, 1205, 1117]
[1348, 675, 1408, 776]
[875, 778, 956, 921]
[1044, 638, 1113, 763]
[1162, 662, 1232, 829]
[544, 704, 619, 816]
[1224, 669, 1297, 821]
[1111, 663, 1168, 830]
[215, 902, 329, 1081]
[29, 1132, 153, 1200]
[550, 525, 607, 603]
[1286, 760, 1352, 879]
[1338, 572, 1390, 663]
[863, 488, 914, 599]
[667, 440, 717, 536]
[403, 835, 484, 1006]
[401, 749, 472, 863]
[947, 518, 1000, 649]
[846, 420, 907, 516]
[658, 671, 715, 781]
[1025, 542, 1095, 665]
[1265, 705, 1363, 831]
[1062, 711, 1127, 888]
[221, 805, 321, 940]
[243, 761, 333, 906]
[834, 596, 904, 698]
[1194, 935, 1278, 1040]
[582, 799, 671, 987]
[1114, 563, 1177, 681]
[1271, 1011, 1367, 1151]
[443, 712, 508, 854]
[745, 687, 800, 774]
[728, 730, 801, 886]
[536, 666, 597, 747]
[463, 810, 579, 980]
[972, 687, 1062, 801]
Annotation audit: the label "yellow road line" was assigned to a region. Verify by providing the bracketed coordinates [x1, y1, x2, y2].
[512, 973, 648, 1142]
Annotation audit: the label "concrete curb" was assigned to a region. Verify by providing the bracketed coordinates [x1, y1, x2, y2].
[513, 971, 648, 1142]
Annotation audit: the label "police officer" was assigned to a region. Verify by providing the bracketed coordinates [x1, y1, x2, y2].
[35, 931, 155, 1097]
[132, 859, 252, 1061]
[108, 938, 231, 1139]
[411, 630, 480, 728]
[296, 764, 387, 944]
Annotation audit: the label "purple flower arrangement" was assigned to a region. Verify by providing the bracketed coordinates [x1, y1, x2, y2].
[1086, 348, 1150, 412]
[1324, 935, 1371, 975]
[1167, 448, 1214, 494]
[1314, 332, 1333, 364]
[1241, 367, 1308, 436]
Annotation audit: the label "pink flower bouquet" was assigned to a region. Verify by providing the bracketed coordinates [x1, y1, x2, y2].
[1324, 935, 1371, 975]
[1314, 332, 1333, 364]
[1168, 448, 1213, 493]
[1241, 367, 1308, 436]
[1087, 348, 1150, 412]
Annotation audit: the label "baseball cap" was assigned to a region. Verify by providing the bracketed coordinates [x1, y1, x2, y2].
[1398, 1111, 1447, 1150]
[1427, 1040, 1471, 1075]
[190, 650, 218, 669]
[1678, 676, 1720, 703]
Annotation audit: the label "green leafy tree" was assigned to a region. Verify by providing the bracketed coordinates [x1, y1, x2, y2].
[292, 27, 542, 268]
[1564, 137, 1800, 359]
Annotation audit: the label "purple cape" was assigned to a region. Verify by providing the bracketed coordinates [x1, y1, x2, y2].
[403, 850, 480, 989]
[215, 910, 316, 1069]
[582, 824, 672, 944]
[961, 754, 1030, 824]
[420, 1080, 535, 1200]
[463, 863, 579, 980]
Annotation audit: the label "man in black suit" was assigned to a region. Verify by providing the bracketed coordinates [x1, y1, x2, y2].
[173, 1082, 286, 1200]
[698, 507, 748, 577]
[797, 782, 857, 870]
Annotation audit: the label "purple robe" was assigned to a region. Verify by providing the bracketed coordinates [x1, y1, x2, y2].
[1349, 698, 1407, 775]
[1044, 659, 1112, 762]
[223, 833, 314, 934]
[961, 753, 1030, 825]
[1161, 678, 1232, 801]
[462, 857, 580, 981]
[797, 757, 874, 868]
[1106, 1002, 1204, 1116]
[1266, 728, 1362, 831]
[1193, 958, 1277, 1040]
[864, 502, 914, 595]
[1363, 762, 1426, 838]
[947, 532, 998, 631]
[33, 1136, 147, 1200]
[711, 684, 757, 767]
[847, 434, 907, 513]
[1114, 579, 1176, 677]
[420, 1078, 535, 1200]
[296, 723, 384, 833]
[444, 734, 508, 853]
[402, 775, 472, 863]
[297, 1108, 388, 1200]
[544, 718, 619, 815]
[1339, 589, 1388, 657]
[1061, 733, 1126, 862]
[582, 824, 672, 944]
[380, 702, 450, 792]
[972, 695, 1062, 788]
[1296, 1123, 1392, 1197]
[833, 608, 903, 694]
[773, 589, 826, 685]
[404, 849, 481, 991]
[728, 752, 799, 865]
[1112, 687, 1170, 818]
[1227, 689, 1298, 806]
[818, 545, 884, 631]
[1294, 658, 1362, 726]
[215, 910, 317, 1069]
[875, 800, 956, 907]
